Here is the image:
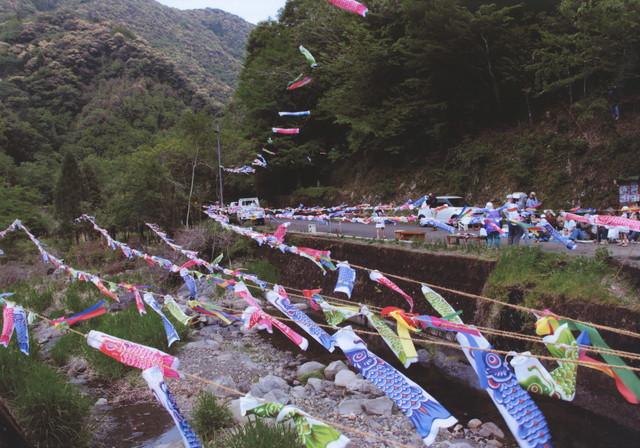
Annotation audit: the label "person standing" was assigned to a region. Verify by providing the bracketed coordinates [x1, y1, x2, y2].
[374, 209, 386, 239]
[483, 202, 502, 248]
[505, 195, 524, 245]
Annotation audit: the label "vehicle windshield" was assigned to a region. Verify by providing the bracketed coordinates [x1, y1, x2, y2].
[443, 198, 466, 207]
[240, 199, 259, 207]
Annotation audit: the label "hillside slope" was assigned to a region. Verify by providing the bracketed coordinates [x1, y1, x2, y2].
[0, 0, 253, 106]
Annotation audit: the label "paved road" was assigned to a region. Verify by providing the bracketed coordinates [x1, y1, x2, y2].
[269, 218, 640, 266]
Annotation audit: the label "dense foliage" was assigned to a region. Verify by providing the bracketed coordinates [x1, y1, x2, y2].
[223, 0, 640, 205]
[0, 11, 224, 233]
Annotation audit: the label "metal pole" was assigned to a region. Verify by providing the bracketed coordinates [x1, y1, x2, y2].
[216, 123, 224, 206]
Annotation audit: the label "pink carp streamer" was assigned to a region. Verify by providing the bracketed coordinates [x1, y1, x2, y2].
[369, 270, 414, 312]
[87, 330, 181, 378]
[272, 127, 300, 135]
[326, 0, 368, 17]
[287, 76, 313, 90]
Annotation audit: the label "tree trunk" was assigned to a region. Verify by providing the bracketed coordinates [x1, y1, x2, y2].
[185, 146, 200, 228]
[481, 33, 502, 114]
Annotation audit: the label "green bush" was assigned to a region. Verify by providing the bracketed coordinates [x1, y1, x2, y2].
[0, 345, 90, 447]
[50, 332, 82, 366]
[245, 260, 280, 285]
[192, 391, 233, 442]
[218, 418, 304, 448]
[63, 281, 101, 313]
[10, 284, 54, 313]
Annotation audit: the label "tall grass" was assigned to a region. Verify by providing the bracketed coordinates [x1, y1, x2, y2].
[245, 260, 280, 284]
[218, 418, 304, 448]
[9, 283, 54, 313]
[192, 392, 233, 442]
[485, 246, 633, 306]
[0, 345, 90, 447]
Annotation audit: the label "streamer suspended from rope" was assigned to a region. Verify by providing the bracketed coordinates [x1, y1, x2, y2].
[326, 0, 369, 17]
[299, 45, 318, 68]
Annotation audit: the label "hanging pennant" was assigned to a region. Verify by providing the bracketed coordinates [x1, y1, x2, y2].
[509, 316, 578, 401]
[51, 301, 108, 327]
[165, 296, 197, 326]
[235, 283, 309, 351]
[287, 76, 313, 90]
[0, 303, 15, 348]
[561, 319, 640, 404]
[279, 111, 312, 117]
[143, 293, 180, 347]
[188, 300, 236, 326]
[266, 286, 335, 352]
[87, 330, 181, 378]
[334, 327, 456, 445]
[13, 306, 29, 355]
[362, 306, 417, 368]
[369, 270, 414, 311]
[239, 396, 349, 448]
[421, 285, 553, 448]
[302, 289, 361, 328]
[272, 128, 300, 135]
[299, 45, 318, 68]
[334, 261, 356, 298]
[142, 367, 201, 448]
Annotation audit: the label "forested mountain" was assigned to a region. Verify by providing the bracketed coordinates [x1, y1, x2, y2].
[222, 0, 640, 208]
[0, 2, 244, 233]
[0, 0, 253, 105]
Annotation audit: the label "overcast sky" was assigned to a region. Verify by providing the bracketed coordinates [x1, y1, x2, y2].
[157, 0, 287, 24]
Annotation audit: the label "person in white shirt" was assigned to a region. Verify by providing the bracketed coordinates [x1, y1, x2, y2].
[374, 209, 386, 239]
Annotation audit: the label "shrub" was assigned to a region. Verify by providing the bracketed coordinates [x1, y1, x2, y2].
[218, 418, 304, 448]
[245, 260, 280, 284]
[0, 345, 90, 447]
[10, 284, 54, 313]
[50, 332, 82, 366]
[192, 392, 233, 442]
[63, 281, 101, 313]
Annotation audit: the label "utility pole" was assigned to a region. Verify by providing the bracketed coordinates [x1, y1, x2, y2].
[216, 122, 224, 207]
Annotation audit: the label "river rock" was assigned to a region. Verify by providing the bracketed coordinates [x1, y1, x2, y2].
[296, 361, 326, 382]
[291, 385, 307, 399]
[346, 379, 382, 396]
[216, 352, 258, 371]
[478, 422, 505, 439]
[263, 389, 290, 405]
[334, 369, 357, 387]
[250, 374, 290, 397]
[362, 397, 393, 416]
[324, 360, 348, 380]
[208, 375, 238, 398]
[67, 356, 88, 375]
[306, 377, 326, 393]
[467, 418, 482, 429]
[337, 398, 364, 416]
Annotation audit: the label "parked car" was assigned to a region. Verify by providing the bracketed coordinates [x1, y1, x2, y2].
[234, 197, 265, 225]
[417, 196, 479, 230]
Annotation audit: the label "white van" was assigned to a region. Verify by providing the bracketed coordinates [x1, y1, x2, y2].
[236, 197, 265, 225]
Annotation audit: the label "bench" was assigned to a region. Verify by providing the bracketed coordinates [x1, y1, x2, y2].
[446, 234, 486, 246]
[395, 230, 426, 241]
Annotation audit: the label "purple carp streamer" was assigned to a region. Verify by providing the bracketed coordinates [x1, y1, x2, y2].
[142, 367, 202, 448]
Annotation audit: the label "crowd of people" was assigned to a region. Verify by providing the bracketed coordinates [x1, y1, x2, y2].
[445, 192, 640, 248]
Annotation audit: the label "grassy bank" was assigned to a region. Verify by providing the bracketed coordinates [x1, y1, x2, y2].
[0, 344, 91, 447]
[485, 246, 638, 308]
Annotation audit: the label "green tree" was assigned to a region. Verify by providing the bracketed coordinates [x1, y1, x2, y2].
[54, 153, 86, 229]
